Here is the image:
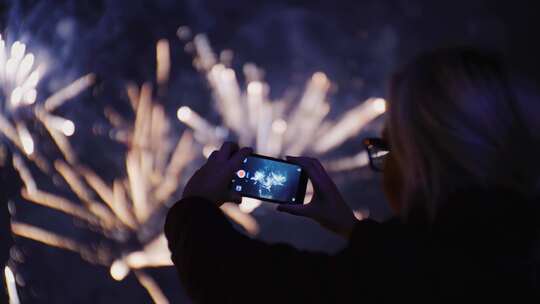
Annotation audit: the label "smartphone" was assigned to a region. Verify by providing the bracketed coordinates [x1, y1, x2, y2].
[230, 154, 308, 204]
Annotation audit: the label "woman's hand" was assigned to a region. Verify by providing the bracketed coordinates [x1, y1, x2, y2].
[182, 142, 252, 207]
[277, 156, 358, 239]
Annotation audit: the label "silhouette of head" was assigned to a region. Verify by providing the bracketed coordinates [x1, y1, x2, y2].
[383, 48, 539, 222]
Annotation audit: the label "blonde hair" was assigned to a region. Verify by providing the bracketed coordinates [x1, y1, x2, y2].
[387, 48, 539, 222]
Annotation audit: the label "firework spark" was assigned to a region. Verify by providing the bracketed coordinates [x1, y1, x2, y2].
[4, 266, 20, 304]
[177, 31, 386, 212]
[0, 34, 94, 171]
[0, 37, 39, 109]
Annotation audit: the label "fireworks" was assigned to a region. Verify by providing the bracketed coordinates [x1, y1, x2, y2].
[0, 34, 261, 303]
[177, 32, 386, 212]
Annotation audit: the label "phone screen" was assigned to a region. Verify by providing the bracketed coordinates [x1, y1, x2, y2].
[230, 154, 307, 204]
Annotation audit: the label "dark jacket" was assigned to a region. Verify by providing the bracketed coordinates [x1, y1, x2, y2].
[165, 188, 539, 303]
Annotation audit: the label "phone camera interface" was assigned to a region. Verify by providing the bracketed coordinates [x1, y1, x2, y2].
[231, 156, 302, 203]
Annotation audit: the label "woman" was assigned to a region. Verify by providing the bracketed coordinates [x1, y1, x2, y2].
[165, 48, 540, 303]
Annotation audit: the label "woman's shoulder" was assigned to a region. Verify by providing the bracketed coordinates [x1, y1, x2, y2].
[433, 186, 539, 245]
[345, 189, 540, 300]
[433, 187, 540, 299]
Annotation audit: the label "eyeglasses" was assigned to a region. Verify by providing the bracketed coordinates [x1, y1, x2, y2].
[363, 138, 390, 172]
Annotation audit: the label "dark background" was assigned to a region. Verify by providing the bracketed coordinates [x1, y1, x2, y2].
[1, 0, 539, 302]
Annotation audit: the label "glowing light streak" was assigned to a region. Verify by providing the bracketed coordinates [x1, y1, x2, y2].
[325, 151, 370, 172]
[21, 189, 100, 225]
[156, 39, 170, 86]
[154, 131, 195, 203]
[11, 153, 36, 194]
[177, 106, 221, 144]
[193, 34, 217, 71]
[43, 74, 95, 112]
[112, 180, 138, 230]
[194, 35, 247, 142]
[4, 266, 20, 304]
[54, 160, 119, 228]
[15, 124, 34, 155]
[134, 270, 170, 304]
[36, 110, 77, 164]
[124, 235, 172, 269]
[314, 98, 387, 153]
[10, 222, 105, 265]
[0, 113, 23, 151]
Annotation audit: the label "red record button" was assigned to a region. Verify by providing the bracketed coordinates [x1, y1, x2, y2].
[236, 170, 246, 178]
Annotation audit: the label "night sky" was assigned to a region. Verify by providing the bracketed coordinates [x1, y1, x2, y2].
[1, 0, 540, 302]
